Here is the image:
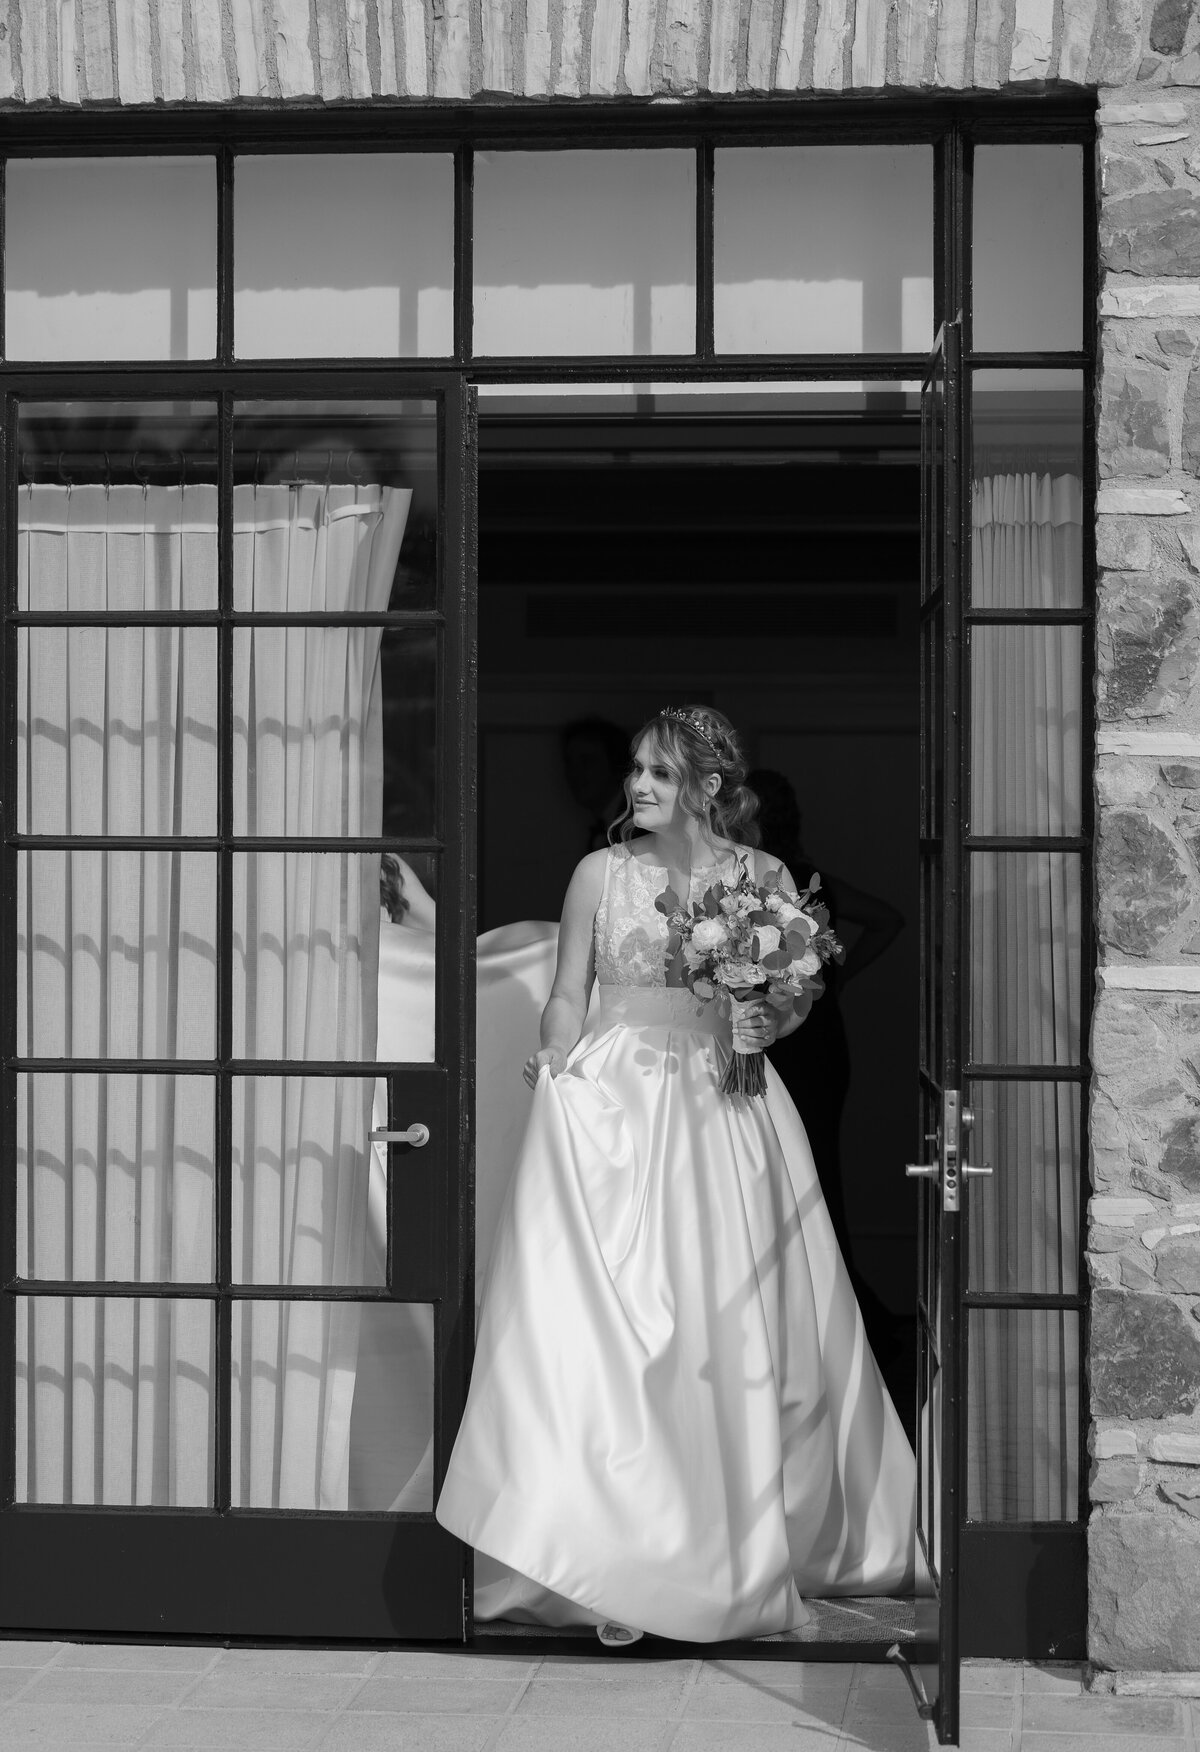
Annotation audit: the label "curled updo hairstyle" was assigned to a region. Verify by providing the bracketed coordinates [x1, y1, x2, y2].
[616, 705, 760, 847]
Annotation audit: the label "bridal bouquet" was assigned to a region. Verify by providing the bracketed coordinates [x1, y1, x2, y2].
[655, 864, 844, 1099]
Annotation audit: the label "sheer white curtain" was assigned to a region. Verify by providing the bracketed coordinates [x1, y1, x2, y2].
[16, 479, 408, 1512]
[967, 469, 1082, 1522]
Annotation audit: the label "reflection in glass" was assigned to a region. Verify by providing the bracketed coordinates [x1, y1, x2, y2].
[232, 1077, 383, 1287]
[16, 1295, 215, 1505]
[967, 1308, 1080, 1521]
[966, 1081, 1080, 1296]
[970, 852, 1081, 1066]
[6, 158, 217, 361]
[18, 1074, 215, 1283]
[972, 371, 1084, 609]
[715, 146, 934, 354]
[17, 402, 219, 610]
[233, 628, 436, 841]
[474, 151, 696, 356]
[18, 852, 217, 1059]
[231, 1300, 434, 1510]
[19, 629, 218, 836]
[971, 626, 1083, 837]
[234, 154, 454, 359]
[973, 146, 1082, 353]
[233, 401, 438, 612]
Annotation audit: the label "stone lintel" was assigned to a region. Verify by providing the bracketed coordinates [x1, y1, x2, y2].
[1099, 966, 1200, 991]
[1098, 487, 1191, 516]
[1102, 284, 1200, 318]
[1099, 102, 1190, 125]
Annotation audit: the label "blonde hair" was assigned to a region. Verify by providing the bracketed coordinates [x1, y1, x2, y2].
[615, 706, 760, 846]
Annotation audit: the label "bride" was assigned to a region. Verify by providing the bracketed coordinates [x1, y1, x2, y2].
[435, 705, 916, 1645]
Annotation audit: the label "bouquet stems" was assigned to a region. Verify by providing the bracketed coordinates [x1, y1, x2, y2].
[722, 990, 768, 1099]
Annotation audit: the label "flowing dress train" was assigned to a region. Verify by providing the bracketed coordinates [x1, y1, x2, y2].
[435, 842, 917, 1642]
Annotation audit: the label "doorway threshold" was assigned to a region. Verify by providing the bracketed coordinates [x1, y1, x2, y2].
[472, 1596, 926, 1663]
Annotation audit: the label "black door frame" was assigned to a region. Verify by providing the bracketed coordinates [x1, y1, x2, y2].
[0, 96, 1095, 1661]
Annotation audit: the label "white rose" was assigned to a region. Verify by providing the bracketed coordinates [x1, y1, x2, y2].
[692, 917, 730, 952]
[796, 946, 821, 977]
[717, 960, 762, 987]
[765, 894, 783, 913]
[755, 924, 782, 956]
[777, 903, 810, 933]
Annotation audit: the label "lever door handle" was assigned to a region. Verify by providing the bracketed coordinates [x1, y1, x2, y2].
[962, 1161, 992, 1178]
[370, 1124, 431, 1148]
[906, 1163, 939, 1178]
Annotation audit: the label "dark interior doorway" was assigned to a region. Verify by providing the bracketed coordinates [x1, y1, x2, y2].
[476, 395, 923, 1429]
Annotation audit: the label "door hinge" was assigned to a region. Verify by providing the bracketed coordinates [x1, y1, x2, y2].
[887, 1644, 935, 1720]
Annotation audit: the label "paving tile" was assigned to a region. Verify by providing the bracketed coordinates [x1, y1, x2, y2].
[681, 1681, 845, 1729]
[0, 1674, 41, 1703]
[961, 1663, 1022, 1695]
[138, 1709, 325, 1749]
[1017, 1739, 1191, 1752]
[373, 1649, 536, 1681]
[517, 1675, 691, 1717]
[314, 1717, 500, 1752]
[0, 1650, 59, 1672]
[1022, 1697, 1186, 1737]
[959, 1693, 1017, 1730]
[180, 1670, 360, 1712]
[954, 1732, 1013, 1752]
[694, 1659, 853, 1694]
[0, 1703, 166, 1746]
[20, 1670, 195, 1709]
[669, 1726, 841, 1752]
[56, 1646, 215, 1673]
[836, 1713, 937, 1752]
[534, 1658, 696, 1685]
[212, 1648, 379, 1675]
[1023, 1665, 1088, 1696]
[493, 1718, 670, 1752]
[349, 1676, 526, 1714]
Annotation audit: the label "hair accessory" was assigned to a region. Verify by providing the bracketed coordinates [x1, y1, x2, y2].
[659, 706, 721, 756]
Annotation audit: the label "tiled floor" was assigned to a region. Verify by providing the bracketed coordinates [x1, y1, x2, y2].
[0, 1643, 1195, 1751]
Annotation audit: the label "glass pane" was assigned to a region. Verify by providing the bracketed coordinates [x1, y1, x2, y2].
[17, 852, 217, 1059]
[234, 154, 453, 359]
[233, 401, 438, 612]
[19, 629, 218, 836]
[233, 1076, 384, 1286]
[15, 1295, 214, 1504]
[970, 852, 1081, 1066]
[18, 402, 219, 610]
[714, 146, 934, 354]
[18, 1075, 215, 1284]
[474, 150, 696, 356]
[966, 1081, 1080, 1295]
[972, 371, 1084, 609]
[233, 853, 404, 1062]
[967, 1308, 1080, 1522]
[6, 158, 217, 361]
[970, 626, 1083, 836]
[973, 146, 1082, 353]
[231, 1300, 433, 1510]
[232, 627, 436, 840]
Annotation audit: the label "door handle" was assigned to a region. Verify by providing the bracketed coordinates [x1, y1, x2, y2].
[906, 1163, 939, 1178]
[962, 1161, 991, 1178]
[370, 1124, 431, 1148]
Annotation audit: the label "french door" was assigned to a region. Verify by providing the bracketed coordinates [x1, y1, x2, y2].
[0, 376, 478, 1639]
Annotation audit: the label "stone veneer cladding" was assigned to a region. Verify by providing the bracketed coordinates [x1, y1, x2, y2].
[1, 0, 1199, 1687]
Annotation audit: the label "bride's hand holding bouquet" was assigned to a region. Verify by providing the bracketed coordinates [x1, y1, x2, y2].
[655, 863, 844, 1098]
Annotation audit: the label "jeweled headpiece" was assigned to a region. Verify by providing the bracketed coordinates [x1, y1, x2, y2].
[659, 706, 721, 756]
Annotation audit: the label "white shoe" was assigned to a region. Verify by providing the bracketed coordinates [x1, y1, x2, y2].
[597, 1622, 644, 1648]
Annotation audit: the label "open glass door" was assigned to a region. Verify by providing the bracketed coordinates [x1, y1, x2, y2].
[896, 319, 967, 1745]
[0, 378, 477, 1639]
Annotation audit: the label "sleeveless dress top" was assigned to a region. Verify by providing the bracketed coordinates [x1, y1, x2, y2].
[436, 841, 918, 1641]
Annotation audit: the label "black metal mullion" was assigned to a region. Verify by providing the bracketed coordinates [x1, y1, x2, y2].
[965, 609, 1091, 625]
[965, 1064, 1088, 1082]
[965, 835, 1087, 852]
[216, 147, 234, 367]
[964, 1291, 1085, 1310]
[0, 388, 16, 1510]
[455, 147, 474, 366]
[696, 142, 715, 362]
[967, 351, 1088, 370]
[9, 1057, 441, 1075]
[215, 389, 234, 1515]
[11, 836, 446, 852]
[8, 1281, 431, 1303]
[12, 612, 446, 627]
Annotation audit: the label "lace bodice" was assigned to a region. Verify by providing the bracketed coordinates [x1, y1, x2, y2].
[594, 842, 749, 989]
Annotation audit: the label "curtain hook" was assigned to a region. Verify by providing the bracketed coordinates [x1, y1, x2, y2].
[57, 451, 71, 501]
[104, 451, 112, 498]
[132, 449, 151, 497]
[326, 448, 334, 489]
[254, 450, 261, 496]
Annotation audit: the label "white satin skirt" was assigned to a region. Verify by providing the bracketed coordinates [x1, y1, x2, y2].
[435, 986, 918, 1642]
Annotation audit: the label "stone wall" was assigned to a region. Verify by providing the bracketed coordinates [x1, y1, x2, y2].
[2, 0, 1200, 1694]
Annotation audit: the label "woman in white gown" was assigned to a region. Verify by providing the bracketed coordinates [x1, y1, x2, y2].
[435, 705, 916, 1644]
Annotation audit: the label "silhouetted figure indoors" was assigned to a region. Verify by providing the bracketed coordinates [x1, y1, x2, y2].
[748, 768, 905, 1361]
[561, 716, 631, 855]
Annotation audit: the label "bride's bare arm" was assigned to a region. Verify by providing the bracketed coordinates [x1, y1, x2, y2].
[523, 851, 606, 1086]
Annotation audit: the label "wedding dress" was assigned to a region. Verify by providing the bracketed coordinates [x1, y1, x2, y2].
[435, 842, 917, 1641]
